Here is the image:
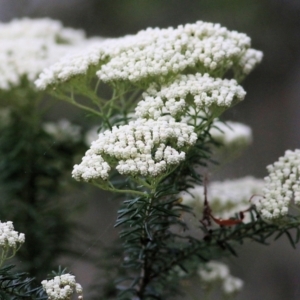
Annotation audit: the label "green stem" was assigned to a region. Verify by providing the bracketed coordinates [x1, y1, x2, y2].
[71, 99, 103, 117]
[94, 78, 101, 94]
[93, 182, 147, 197]
[75, 84, 107, 107]
[68, 90, 103, 117]
[136, 193, 155, 299]
[131, 177, 152, 189]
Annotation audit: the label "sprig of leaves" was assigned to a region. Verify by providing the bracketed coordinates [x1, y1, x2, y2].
[0, 265, 46, 300]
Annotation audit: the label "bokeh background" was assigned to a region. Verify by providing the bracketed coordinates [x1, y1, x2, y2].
[1, 0, 300, 299]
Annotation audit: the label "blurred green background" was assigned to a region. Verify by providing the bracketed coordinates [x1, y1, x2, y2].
[1, 0, 300, 299]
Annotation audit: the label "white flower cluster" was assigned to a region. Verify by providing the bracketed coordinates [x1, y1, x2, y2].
[135, 73, 246, 119]
[72, 153, 111, 182]
[72, 117, 197, 181]
[198, 261, 243, 296]
[97, 21, 253, 83]
[256, 149, 300, 220]
[0, 18, 87, 90]
[35, 42, 107, 90]
[180, 176, 264, 221]
[41, 273, 83, 300]
[43, 119, 81, 143]
[36, 20, 262, 90]
[0, 220, 25, 248]
[210, 120, 252, 148]
[35, 34, 149, 90]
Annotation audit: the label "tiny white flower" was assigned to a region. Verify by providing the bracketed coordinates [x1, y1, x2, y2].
[73, 117, 196, 180]
[36, 20, 261, 90]
[135, 74, 246, 120]
[0, 18, 90, 90]
[256, 149, 300, 220]
[41, 273, 83, 300]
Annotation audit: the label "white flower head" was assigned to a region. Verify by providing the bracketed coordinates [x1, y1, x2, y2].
[0, 18, 87, 90]
[35, 41, 108, 90]
[256, 149, 300, 220]
[41, 273, 83, 300]
[96, 21, 254, 84]
[72, 117, 197, 181]
[135, 74, 246, 120]
[36, 20, 261, 90]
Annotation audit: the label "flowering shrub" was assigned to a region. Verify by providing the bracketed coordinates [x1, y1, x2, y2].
[35, 18, 300, 300]
[0, 17, 300, 300]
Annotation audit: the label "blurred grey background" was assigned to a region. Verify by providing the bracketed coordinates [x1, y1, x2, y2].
[1, 0, 300, 299]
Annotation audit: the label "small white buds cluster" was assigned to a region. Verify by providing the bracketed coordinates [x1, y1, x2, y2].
[180, 176, 264, 221]
[198, 261, 244, 296]
[72, 152, 111, 182]
[135, 73, 246, 119]
[35, 43, 107, 90]
[0, 221, 25, 266]
[41, 273, 83, 300]
[0, 18, 87, 90]
[72, 117, 197, 181]
[96, 21, 252, 84]
[256, 149, 300, 220]
[36, 20, 262, 90]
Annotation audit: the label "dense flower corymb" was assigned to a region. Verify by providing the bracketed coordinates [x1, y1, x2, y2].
[72, 117, 197, 181]
[135, 73, 246, 120]
[256, 149, 300, 220]
[0, 18, 87, 90]
[41, 273, 83, 300]
[96, 21, 261, 84]
[35, 20, 262, 90]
